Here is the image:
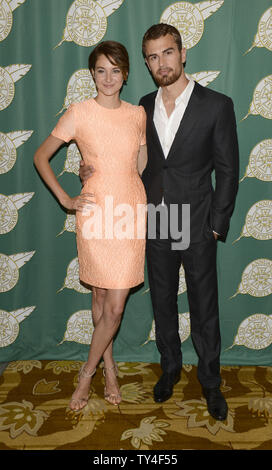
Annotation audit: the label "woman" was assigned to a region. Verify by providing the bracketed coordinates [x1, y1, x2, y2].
[34, 41, 147, 411]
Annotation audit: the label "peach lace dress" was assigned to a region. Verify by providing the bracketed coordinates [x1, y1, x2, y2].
[51, 98, 147, 289]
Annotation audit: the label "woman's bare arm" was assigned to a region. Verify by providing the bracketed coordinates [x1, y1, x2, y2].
[33, 135, 94, 211]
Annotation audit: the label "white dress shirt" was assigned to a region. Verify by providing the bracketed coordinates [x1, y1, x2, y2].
[154, 75, 195, 160]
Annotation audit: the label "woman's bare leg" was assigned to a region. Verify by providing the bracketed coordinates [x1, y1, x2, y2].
[91, 287, 127, 404]
[69, 287, 129, 410]
[91, 287, 114, 368]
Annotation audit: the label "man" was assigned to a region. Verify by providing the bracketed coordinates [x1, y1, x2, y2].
[79, 24, 239, 421]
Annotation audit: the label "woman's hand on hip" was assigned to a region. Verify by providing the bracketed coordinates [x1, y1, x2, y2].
[61, 193, 95, 212]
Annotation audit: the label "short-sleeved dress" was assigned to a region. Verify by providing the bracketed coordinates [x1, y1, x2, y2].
[51, 98, 147, 289]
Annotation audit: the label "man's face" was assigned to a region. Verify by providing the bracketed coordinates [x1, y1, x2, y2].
[144, 34, 186, 87]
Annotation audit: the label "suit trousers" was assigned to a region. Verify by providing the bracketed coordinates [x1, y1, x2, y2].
[146, 206, 221, 388]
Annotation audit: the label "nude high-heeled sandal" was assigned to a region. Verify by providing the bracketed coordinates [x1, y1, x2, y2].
[69, 362, 96, 411]
[103, 362, 122, 406]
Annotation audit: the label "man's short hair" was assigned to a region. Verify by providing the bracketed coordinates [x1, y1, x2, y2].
[142, 23, 182, 57]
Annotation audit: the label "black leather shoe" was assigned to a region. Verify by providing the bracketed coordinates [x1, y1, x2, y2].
[153, 371, 181, 403]
[202, 387, 228, 421]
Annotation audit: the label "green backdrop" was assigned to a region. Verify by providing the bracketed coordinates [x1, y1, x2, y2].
[0, 0, 271, 365]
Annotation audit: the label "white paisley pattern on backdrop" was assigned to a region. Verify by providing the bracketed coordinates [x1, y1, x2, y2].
[230, 258, 272, 299]
[242, 74, 272, 121]
[0, 251, 35, 293]
[0, 307, 35, 348]
[227, 314, 272, 351]
[240, 139, 272, 183]
[160, 1, 224, 49]
[0, 130, 33, 174]
[233, 200, 272, 243]
[0, 0, 26, 42]
[0, 64, 31, 111]
[55, 0, 125, 48]
[245, 6, 272, 54]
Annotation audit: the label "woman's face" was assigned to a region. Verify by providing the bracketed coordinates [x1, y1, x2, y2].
[92, 54, 124, 98]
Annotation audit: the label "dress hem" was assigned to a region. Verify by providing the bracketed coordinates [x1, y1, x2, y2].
[79, 278, 145, 289]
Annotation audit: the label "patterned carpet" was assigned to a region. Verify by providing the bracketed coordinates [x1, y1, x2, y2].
[0, 361, 272, 451]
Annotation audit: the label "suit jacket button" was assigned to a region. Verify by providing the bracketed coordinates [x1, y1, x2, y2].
[163, 164, 168, 169]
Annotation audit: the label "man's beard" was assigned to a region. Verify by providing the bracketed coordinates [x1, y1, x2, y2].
[154, 67, 182, 87]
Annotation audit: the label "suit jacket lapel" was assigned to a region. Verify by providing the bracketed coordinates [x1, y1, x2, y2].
[166, 82, 204, 161]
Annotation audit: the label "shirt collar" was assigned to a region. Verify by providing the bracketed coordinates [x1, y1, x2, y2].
[156, 74, 195, 108]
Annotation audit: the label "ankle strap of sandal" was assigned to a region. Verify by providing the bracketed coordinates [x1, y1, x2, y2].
[103, 362, 118, 376]
[80, 363, 96, 378]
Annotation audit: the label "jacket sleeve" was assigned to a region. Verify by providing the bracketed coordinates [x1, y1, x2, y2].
[138, 96, 144, 107]
[211, 97, 239, 241]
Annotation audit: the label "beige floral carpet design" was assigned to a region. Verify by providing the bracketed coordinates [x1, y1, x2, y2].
[0, 361, 272, 450]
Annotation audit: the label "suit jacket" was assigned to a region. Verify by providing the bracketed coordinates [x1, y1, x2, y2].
[139, 82, 239, 243]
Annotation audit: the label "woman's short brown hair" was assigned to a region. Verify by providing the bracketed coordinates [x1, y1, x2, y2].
[88, 40, 129, 81]
[142, 23, 182, 57]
